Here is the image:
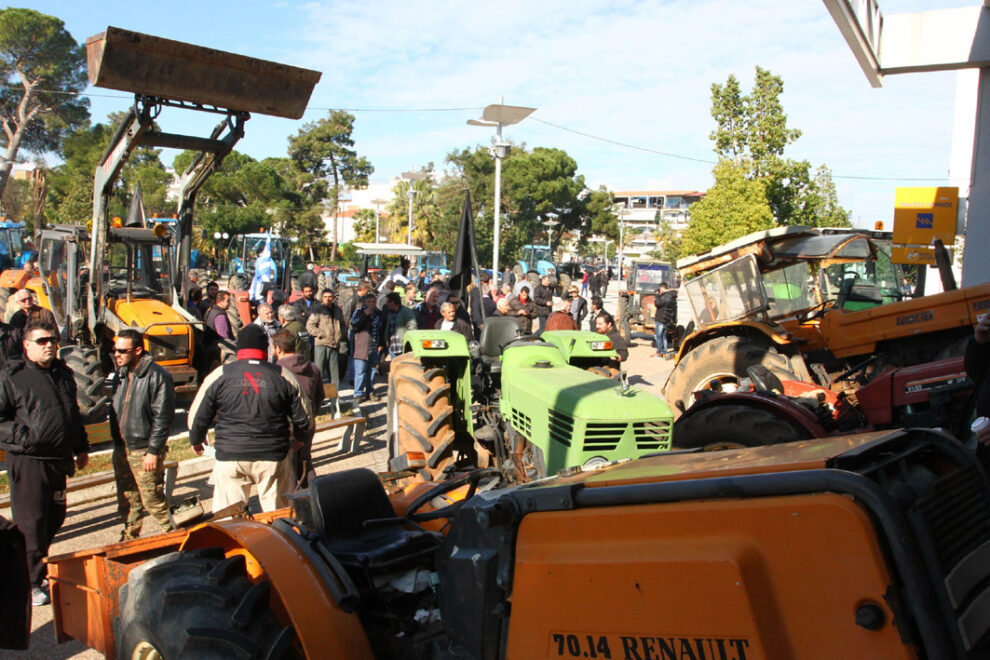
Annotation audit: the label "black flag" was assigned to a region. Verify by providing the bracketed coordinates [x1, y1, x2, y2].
[124, 182, 146, 228]
[447, 190, 484, 321]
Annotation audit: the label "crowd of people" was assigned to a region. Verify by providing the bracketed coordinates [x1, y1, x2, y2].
[0, 259, 648, 611]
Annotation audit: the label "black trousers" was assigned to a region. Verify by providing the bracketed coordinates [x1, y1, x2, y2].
[6, 455, 68, 587]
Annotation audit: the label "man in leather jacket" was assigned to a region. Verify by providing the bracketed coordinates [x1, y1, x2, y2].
[109, 329, 176, 540]
[0, 321, 89, 605]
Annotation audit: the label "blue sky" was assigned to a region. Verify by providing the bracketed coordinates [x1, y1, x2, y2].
[26, 0, 974, 227]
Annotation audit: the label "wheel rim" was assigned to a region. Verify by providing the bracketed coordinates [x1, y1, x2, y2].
[701, 441, 749, 452]
[690, 372, 741, 396]
[131, 641, 163, 660]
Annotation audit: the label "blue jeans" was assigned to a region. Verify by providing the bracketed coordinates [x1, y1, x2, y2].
[654, 321, 668, 354]
[353, 351, 379, 400]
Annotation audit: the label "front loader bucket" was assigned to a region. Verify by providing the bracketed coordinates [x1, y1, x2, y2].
[85, 27, 321, 119]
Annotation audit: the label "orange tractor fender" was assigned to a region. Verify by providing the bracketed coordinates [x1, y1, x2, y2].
[672, 321, 798, 365]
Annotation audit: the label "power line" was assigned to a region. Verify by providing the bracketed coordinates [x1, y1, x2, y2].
[13, 84, 961, 182]
[529, 115, 956, 183]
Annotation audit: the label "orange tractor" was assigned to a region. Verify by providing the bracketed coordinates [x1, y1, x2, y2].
[38, 428, 990, 658]
[663, 226, 990, 416]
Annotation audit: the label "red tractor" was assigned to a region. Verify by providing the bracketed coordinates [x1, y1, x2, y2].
[674, 357, 976, 450]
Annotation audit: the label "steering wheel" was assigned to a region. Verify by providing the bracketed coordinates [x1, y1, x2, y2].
[499, 334, 540, 351]
[405, 468, 502, 523]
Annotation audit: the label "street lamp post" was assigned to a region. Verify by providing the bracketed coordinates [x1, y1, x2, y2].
[401, 170, 428, 246]
[544, 217, 559, 260]
[371, 198, 386, 244]
[468, 99, 536, 277]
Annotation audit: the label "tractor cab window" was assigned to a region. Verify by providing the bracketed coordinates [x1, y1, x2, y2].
[684, 255, 768, 327]
[763, 262, 814, 318]
[40, 238, 69, 328]
[820, 242, 902, 310]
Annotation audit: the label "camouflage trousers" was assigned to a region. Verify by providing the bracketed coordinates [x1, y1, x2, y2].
[112, 445, 174, 540]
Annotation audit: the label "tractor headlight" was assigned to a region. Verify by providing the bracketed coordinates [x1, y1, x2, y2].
[589, 341, 613, 351]
[422, 339, 447, 350]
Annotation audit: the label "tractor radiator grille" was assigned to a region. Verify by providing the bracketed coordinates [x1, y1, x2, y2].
[548, 410, 574, 447]
[583, 422, 627, 452]
[633, 420, 672, 450]
[146, 333, 189, 361]
[511, 408, 532, 440]
[917, 465, 990, 573]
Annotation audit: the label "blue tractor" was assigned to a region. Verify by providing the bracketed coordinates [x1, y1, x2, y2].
[514, 244, 571, 294]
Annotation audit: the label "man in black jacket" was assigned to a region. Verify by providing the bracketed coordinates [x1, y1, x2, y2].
[966, 312, 990, 449]
[188, 324, 312, 513]
[0, 321, 88, 606]
[533, 275, 554, 334]
[109, 329, 176, 540]
[653, 282, 678, 357]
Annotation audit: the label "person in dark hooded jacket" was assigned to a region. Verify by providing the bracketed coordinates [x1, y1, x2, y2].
[653, 282, 678, 356]
[273, 330, 323, 488]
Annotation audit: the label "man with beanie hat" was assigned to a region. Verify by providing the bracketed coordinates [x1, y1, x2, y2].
[188, 324, 313, 512]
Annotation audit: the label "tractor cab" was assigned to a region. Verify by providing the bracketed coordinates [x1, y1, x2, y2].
[678, 226, 905, 331]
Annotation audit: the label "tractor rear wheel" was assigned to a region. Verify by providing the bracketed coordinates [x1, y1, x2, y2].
[227, 273, 248, 292]
[115, 547, 299, 660]
[664, 336, 798, 416]
[512, 264, 525, 285]
[557, 272, 571, 297]
[386, 353, 457, 482]
[60, 346, 109, 424]
[673, 404, 806, 450]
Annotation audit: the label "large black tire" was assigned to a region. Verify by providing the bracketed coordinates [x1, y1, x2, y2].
[0, 287, 13, 322]
[673, 404, 806, 450]
[317, 271, 328, 292]
[226, 299, 244, 335]
[512, 263, 525, 285]
[59, 346, 109, 424]
[616, 294, 630, 340]
[664, 336, 798, 417]
[386, 353, 456, 482]
[227, 273, 248, 292]
[526, 272, 540, 291]
[557, 272, 571, 297]
[115, 547, 298, 660]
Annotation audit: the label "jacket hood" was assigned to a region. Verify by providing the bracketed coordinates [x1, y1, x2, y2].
[277, 353, 311, 375]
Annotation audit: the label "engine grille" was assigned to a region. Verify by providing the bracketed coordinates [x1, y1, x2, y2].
[548, 410, 573, 447]
[583, 422, 627, 452]
[511, 408, 532, 440]
[633, 420, 672, 451]
[917, 465, 990, 572]
[146, 332, 190, 361]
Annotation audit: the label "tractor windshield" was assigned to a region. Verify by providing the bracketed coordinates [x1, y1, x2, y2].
[523, 246, 552, 265]
[40, 238, 70, 328]
[107, 237, 174, 302]
[222, 235, 286, 277]
[684, 255, 768, 327]
[763, 262, 815, 318]
[0, 226, 24, 270]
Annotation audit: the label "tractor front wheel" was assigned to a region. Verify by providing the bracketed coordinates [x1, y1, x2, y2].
[673, 404, 806, 451]
[114, 547, 298, 660]
[387, 353, 457, 482]
[664, 336, 798, 416]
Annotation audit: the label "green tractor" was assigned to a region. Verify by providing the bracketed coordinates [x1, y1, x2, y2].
[386, 317, 674, 483]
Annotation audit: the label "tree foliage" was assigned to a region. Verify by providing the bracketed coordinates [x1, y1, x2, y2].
[288, 110, 373, 260]
[681, 160, 774, 255]
[0, 8, 89, 196]
[436, 144, 615, 265]
[701, 66, 848, 230]
[46, 114, 172, 225]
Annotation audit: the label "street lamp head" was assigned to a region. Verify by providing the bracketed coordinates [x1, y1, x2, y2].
[213, 232, 221, 240]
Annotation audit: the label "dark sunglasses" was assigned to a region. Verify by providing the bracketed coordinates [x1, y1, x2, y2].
[113, 347, 136, 354]
[29, 336, 58, 345]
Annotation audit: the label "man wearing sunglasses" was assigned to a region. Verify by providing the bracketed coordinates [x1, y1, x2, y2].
[0, 321, 89, 606]
[109, 329, 176, 541]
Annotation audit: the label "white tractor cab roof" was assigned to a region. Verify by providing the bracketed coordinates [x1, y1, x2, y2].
[353, 243, 427, 257]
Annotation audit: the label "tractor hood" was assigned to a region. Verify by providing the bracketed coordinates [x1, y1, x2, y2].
[501, 359, 669, 422]
[109, 298, 191, 336]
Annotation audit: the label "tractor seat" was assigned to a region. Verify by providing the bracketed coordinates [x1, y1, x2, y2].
[479, 316, 523, 367]
[309, 468, 440, 570]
